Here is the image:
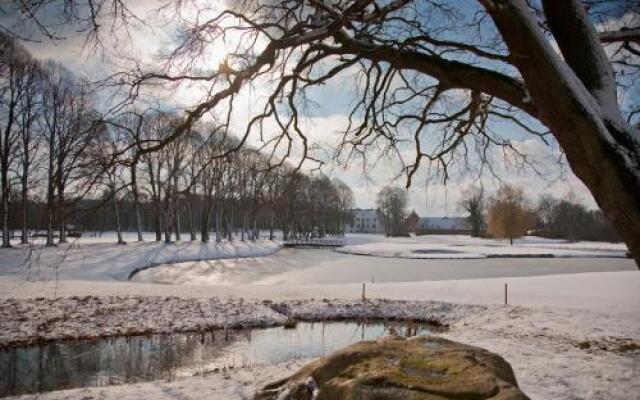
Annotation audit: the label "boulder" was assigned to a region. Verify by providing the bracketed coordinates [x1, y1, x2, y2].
[255, 335, 529, 400]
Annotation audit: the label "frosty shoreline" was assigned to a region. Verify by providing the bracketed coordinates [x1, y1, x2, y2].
[0, 237, 282, 282]
[2, 293, 639, 400]
[0, 297, 460, 348]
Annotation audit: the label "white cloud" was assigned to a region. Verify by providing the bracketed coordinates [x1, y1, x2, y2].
[11, 2, 603, 216]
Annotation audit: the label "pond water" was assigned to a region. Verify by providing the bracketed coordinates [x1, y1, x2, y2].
[0, 321, 433, 397]
[412, 249, 466, 254]
[130, 248, 635, 286]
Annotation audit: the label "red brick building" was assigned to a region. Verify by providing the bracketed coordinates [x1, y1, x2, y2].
[405, 210, 420, 233]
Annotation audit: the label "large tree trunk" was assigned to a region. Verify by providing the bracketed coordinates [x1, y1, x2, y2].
[57, 190, 66, 243]
[215, 207, 222, 242]
[45, 184, 55, 246]
[188, 193, 197, 241]
[56, 172, 66, 244]
[20, 128, 30, 245]
[147, 160, 162, 242]
[483, 0, 640, 267]
[163, 213, 172, 243]
[154, 204, 162, 241]
[0, 160, 9, 248]
[226, 210, 233, 242]
[1, 85, 15, 248]
[112, 187, 126, 245]
[45, 136, 56, 247]
[174, 201, 181, 241]
[269, 212, 274, 240]
[21, 175, 28, 244]
[163, 196, 172, 243]
[241, 212, 246, 241]
[131, 163, 143, 242]
[201, 205, 210, 243]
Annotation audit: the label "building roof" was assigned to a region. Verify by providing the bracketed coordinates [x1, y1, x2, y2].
[351, 208, 380, 217]
[418, 217, 470, 230]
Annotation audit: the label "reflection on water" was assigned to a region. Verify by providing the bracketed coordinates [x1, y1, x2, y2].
[0, 321, 432, 397]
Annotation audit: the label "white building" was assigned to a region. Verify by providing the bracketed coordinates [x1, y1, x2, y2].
[345, 208, 385, 233]
[418, 217, 471, 234]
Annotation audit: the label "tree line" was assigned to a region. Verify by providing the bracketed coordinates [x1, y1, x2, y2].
[460, 184, 620, 244]
[365, 182, 619, 244]
[0, 34, 354, 246]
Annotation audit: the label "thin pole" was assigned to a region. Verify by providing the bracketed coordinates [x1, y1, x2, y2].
[504, 283, 508, 305]
[362, 283, 366, 301]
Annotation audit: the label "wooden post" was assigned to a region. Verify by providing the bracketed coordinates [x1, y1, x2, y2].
[504, 283, 508, 305]
[362, 283, 366, 301]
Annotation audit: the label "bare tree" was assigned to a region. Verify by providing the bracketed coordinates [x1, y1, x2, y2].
[536, 194, 620, 242]
[459, 185, 485, 237]
[93, 122, 127, 244]
[113, 111, 147, 242]
[196, 127, 227, 242]
[16, 54, 42, 244]
[333, 179, 355, 236]
[6, 0, 640, 265]
[139, 112, 175, 242]
[0, 33, 30, 247]
[377, 186, 408, 237]
[55, 76, 95, 243]
[39, 63, 98, 245]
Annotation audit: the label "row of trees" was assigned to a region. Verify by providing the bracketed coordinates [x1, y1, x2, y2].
[3, 0, 637, 265]
[460, 185, 620, 243]
[94, 114, 355, 244]
[0, 34, 354, 246]
[1, 33, 100, 247]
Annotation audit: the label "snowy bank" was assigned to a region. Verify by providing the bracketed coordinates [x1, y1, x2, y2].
[338, 234, 629, 259]
[2, 294, 638, 400]
[0, 296, 287, 348]
[2, 271, 636, 318]
[0, 296, 464, 348]
[0, 238, 281, 282]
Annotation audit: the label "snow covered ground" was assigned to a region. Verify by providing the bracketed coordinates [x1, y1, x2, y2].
[1, 271, 637, 317]
[0, 232, 638, 400]
[338, 234, 629, 259]
[131, 249, 634, 286]
[0, 233, 281, 282]
[1, 271, 638, 400]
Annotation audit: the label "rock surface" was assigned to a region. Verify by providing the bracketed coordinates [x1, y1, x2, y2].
[255, 335, 530, 400]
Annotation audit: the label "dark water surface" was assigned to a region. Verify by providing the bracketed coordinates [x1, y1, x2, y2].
[0, 321, 432, 397]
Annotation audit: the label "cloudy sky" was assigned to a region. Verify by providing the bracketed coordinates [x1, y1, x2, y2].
[4, 0, 617, 216]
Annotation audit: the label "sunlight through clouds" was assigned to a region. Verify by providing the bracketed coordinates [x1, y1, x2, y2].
[6, 0, 608, 213]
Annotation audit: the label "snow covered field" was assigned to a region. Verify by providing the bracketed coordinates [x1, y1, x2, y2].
[131, 249, 634, 286]
[0, 233, 281, 282]
[339, 234, 629, 259]
[0, 232, 638, 400]
[2, 282, 638, 400]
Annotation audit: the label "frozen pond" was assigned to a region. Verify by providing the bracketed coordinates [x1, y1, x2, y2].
[131, 248, 636, 286]
[0, 321, 433, 397]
